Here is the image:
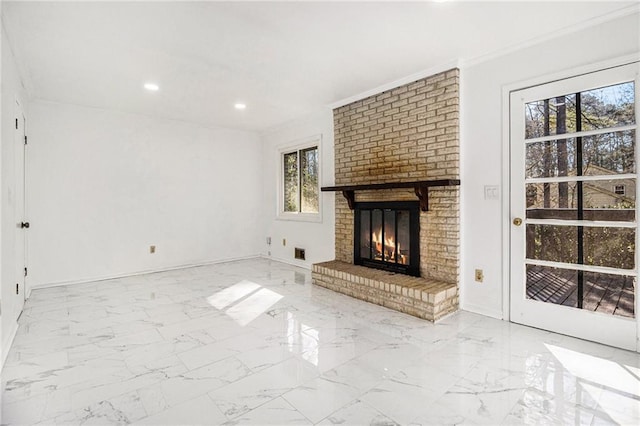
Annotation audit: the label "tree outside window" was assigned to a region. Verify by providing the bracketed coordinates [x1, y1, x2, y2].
[283, 145, 319, 214]
[524, 80, 636, 274]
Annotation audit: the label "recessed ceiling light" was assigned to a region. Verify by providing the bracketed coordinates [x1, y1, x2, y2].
[234, 103, 247, 110]
[144, 82, 159, 91]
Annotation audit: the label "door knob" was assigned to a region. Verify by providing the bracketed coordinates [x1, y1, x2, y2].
[20, 222, 30, 229]
[513, 217, 522, 226]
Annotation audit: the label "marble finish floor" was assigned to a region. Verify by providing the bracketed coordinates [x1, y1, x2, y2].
[2, 258, 639, 425]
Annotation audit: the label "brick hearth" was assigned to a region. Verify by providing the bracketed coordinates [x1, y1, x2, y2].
[313, 261, 458, 321]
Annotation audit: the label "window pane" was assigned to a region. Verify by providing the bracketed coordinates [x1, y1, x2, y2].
[372, 209, 383, 261]
[360, 210, 371, 259]
[580, 82, 635, 131]
[583, 130, 635, 175]
[526, 139, 577, 178]
[383, 209, 396, 262]
[526, 180, 636, 221]
[526, 131, 635, 179]
[283, 151, 298, 212]
[524, 81, 635, 139]
[525, 95, 577, 139]
[527, 264, 579, 307]
[526, 264, 634, 318]
[583, 272, 635, 318]
[526, 224, 635, 269]
[396, 210, 410, 265]
[300, 147, 319, 213]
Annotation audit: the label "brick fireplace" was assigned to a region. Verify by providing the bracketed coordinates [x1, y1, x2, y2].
[312, 69, 460, 322]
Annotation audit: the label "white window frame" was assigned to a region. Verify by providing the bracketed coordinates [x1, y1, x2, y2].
[277, 135, 322, 222]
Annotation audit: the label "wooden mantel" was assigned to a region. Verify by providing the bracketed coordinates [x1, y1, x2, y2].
[321, 179, 460, 211]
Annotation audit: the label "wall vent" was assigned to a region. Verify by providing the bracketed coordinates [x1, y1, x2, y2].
[295, 248, 306, 260]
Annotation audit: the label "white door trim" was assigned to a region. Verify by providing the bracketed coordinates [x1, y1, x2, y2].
[14, 96, 27, 305]
[501, 53, 640, 324]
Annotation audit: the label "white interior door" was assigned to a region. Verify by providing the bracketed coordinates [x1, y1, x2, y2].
[14, 100, 27, 304]
[510, 62, 639, 351]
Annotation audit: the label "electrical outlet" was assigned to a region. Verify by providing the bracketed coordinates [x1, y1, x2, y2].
[475, 269, 484, 283]
[150, 245, 156, 254]
[266, 237, 271, 245]
[282, 238, 286, 246]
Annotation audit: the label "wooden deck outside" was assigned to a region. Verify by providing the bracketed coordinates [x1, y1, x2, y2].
[526, 265, 635, 318]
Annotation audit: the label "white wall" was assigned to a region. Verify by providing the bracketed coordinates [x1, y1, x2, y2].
[27, 101, 263, 287]
[460, 12, 640, 318]
[1, 16, 28, 364]
[261, 109, 335, 268]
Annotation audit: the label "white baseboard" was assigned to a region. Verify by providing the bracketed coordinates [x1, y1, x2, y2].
[460, 303, 504, 320]
[260, 254, 312, 270]
[30, 255, 262, 291]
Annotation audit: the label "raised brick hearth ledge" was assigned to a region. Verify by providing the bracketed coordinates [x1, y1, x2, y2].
[312, 260, 458, 322]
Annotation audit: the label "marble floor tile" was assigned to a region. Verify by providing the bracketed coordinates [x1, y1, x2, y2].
[359, 362, 462, 424]
[208, 356, 319, 420]
[136, 385, 168, 417]
[74, 391, 148, 425]
[315, 399, 398, 425]
[159, 356, 251, 407]
[282, 376, 359, 423]
[176, 342, 239, 371]
[132, 394, 225, 425]
[417, 364, 525, 425]
[319, 357, 389, 395]
[1, 393, 48, 425]
[223, 397, 312, 425]
[2, 258, 639, 425]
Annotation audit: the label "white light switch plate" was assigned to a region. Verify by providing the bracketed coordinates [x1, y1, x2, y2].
[484, 185, 500, 200]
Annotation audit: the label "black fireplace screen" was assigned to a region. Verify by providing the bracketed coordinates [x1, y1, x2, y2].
[354, 201, 420, 276]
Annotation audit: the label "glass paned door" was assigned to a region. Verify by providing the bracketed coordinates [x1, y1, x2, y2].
[510, 62, 639, 351]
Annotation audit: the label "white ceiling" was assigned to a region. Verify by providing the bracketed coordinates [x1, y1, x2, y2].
[2, 1, 637, 132]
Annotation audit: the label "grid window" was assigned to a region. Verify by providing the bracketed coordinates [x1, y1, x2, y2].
[523, 79, 636, 318]
[282, 145, 319, 215]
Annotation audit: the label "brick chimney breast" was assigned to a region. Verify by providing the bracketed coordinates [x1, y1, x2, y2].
[333, 69, 460, 282]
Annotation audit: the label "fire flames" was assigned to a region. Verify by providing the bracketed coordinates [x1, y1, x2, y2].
[372, 228, 407, 264]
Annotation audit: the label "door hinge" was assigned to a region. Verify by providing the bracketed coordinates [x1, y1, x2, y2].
[24, 267, 28, 277]
[15, 118, 18, 129]
[24, 135, 28, 145]
[16, 283, 19, 295]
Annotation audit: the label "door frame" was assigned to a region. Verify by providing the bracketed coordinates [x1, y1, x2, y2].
[501, 54, 640, 350]
[14, 96, 27, 305]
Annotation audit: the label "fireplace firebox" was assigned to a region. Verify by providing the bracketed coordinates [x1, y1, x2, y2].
[354, 201, 420, 276]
